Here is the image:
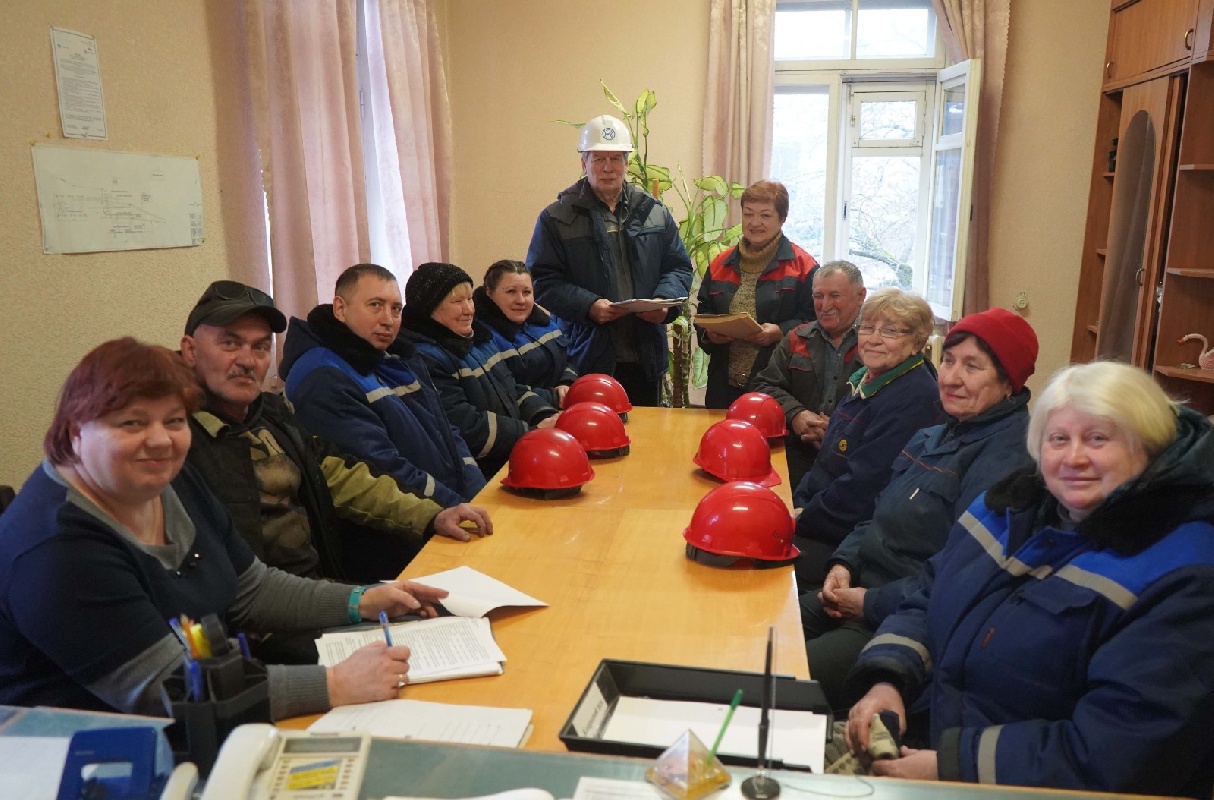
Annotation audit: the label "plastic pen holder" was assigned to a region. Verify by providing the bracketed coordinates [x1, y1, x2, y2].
[161, 650, 269, 777]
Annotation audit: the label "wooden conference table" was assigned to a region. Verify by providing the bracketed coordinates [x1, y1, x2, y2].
[283, 407, 808, 750]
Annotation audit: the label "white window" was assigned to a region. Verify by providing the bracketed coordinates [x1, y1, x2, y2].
[771, 0, 978, 320]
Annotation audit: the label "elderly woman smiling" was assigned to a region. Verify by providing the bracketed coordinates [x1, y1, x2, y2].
[403, 262, 558, 481]
[841, 362, 1214, 796]
[0, 338, 446, 719]
[801, 307, 1039, 710]
[791, 288, 940, 587]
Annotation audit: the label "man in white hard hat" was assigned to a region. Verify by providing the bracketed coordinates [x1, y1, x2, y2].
[526, 114, 693, 406]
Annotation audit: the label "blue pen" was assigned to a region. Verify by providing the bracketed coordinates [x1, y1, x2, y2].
[168, 617, 191, 655]
[185, 658, 205, 702]
[237, 632, 253, 660]
[379, 611, 393, 647]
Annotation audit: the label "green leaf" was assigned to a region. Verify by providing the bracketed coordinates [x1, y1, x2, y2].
[555, 119, 586, 128]
[695, 175, 728, 195]
[637, 89, 657, 117]
[601, 81, 627, 115]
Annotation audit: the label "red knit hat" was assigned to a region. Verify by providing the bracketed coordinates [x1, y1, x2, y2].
[948, 307, 1038, 392]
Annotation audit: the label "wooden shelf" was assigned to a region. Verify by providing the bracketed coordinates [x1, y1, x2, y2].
[1087, 324, 1099, 335]
[1096, 248, 1108, 257]
[1103, 171, 1116, 178]
[1156, 365, 1214, 384]
[1178, 163, 1214, 171]
[1166, 268, 1214, 278]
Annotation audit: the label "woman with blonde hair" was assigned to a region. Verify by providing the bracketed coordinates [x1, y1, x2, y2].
[792, 288, 940, 585]
[842, 362, 1214, 795]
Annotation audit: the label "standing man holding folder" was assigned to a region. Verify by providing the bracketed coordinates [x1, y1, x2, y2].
[528, 114, 693, 407]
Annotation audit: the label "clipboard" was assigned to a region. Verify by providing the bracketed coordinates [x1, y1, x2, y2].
[694, 313, 763, 339]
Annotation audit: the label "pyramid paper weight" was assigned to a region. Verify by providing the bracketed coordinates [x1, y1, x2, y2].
[644, 729, 731, 800]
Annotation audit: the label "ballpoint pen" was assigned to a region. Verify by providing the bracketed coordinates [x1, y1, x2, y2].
[707, 688, 744, 765]
[379, 611, 393, 646]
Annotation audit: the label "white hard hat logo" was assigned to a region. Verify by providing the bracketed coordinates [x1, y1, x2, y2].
[603, 127, 616, 141]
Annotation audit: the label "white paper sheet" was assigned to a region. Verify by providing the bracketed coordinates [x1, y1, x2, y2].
[50, 27, 107, 140]
[609, 297, 687, 313]
[315, 616, 505, 683]
[411, 566, 547, 617]
[32, 145, 204, 254]
[601, 697, 827, 774]
[573, 777, 665, 800]
[0, 737, 70, 800]
[387, 791, 555, 800]
[310, 699, 532, 748]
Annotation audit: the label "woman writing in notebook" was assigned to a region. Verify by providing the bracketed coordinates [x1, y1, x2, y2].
[0, 338, 445, 719]
[695, 180, 818, 408]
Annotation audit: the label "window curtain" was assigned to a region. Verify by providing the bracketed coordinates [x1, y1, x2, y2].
[703, 0, 777, 199]
[931, 0, 1011, 316]
[240, 0, 369, 316]
[367, 0, 453, 267]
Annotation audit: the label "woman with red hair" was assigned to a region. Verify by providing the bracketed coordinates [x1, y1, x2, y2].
[0, 337, 445, 719]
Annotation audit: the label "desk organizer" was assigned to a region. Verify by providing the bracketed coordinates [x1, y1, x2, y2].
[160, 652, 269, 777]
[559, 659, 831, 768]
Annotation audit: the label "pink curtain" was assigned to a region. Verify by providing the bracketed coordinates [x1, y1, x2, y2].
[703, 0, 777, 196]
[369, 0, 454, 267]
[240, 0, 369, 317]
[931, 0, 1012, 315]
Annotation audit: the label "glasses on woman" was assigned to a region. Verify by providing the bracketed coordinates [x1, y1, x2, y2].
[857, 323, 913, 340]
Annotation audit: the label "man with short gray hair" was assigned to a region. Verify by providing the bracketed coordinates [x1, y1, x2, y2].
[751, 261, 867, 486]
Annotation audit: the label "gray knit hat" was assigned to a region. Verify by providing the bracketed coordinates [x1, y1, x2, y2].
[403, 262, 474, 324]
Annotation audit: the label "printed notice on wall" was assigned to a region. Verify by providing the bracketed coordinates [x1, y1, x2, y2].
[50, 27, 108, 140]
[32, 145, 204, 254]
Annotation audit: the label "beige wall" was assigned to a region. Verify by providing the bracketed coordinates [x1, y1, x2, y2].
[0, 1, 259, 485]
[989, 0, 1110, 395]
[440, 0, 709, 274]
[0, 0, 1108, 484]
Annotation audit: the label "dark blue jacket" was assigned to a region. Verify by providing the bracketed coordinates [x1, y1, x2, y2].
[850, 407, 1214, 796]
[0, 463, 253, 713]
[793, 355, 941, 547]
[829, 391, 1032, 627]
[473, 286, 577, 408]
[403, 318, 557, 480]
[280, 307, 485, 507]
[526, 179, 693, 380]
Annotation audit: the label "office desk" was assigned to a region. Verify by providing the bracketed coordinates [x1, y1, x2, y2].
[358, 739, 1171, 800]
[284, 408, 807, 751]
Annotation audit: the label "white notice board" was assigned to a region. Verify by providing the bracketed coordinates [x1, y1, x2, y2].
[32, 145, 204, 254]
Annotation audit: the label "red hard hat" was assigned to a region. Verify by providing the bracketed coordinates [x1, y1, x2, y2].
[683, 481, 799, 566]
[564, 373, 632, 415]
[726, 392, 788, 439]
[693, 419, 781, 487]
[555, 402, 631, 457]
[501, 428, 595, 498]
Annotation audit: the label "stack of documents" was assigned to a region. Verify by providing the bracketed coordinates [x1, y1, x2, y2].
[316, 617, 506, 683]
[310, 699, 532, 748]
[610, 297, 687, 313]
[693, 312, 762, 339]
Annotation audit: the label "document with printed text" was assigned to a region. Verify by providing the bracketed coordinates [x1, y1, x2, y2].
[315, 616, 505, 683]
[310, 699, 532, 748]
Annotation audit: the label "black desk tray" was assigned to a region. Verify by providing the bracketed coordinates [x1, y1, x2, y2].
[558, 659, 831, 768]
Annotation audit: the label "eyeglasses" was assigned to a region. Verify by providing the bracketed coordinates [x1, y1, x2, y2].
[857, 323, 913, 340]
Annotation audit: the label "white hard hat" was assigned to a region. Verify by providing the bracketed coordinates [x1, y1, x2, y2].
[578, 115, 634, 153]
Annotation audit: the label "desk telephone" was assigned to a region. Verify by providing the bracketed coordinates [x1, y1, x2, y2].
[198, 724, 370, 800]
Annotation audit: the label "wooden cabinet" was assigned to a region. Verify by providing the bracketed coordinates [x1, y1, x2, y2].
[1073, 1, 1214, 413]
[1151, 60, 1214, 410]
[1105, 0, 1198, 89]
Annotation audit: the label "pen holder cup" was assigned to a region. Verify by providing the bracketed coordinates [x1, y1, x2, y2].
[161, 652, 269, 777]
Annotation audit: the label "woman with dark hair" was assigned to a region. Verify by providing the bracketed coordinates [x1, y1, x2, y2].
[473, 259, 577, 408]
[402, 262, 559, 480]
[840, 362, 1214, 796]
[0, 338, 446, 719]
[801, 307, 1038, 710]
[695, 180, 818, 408]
